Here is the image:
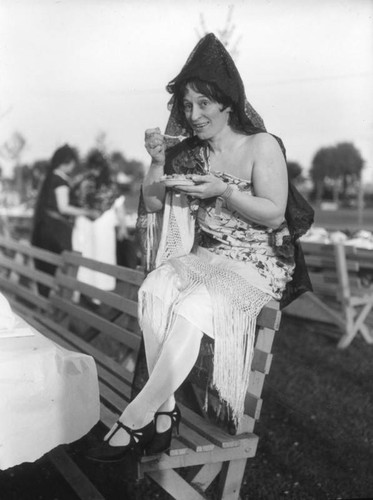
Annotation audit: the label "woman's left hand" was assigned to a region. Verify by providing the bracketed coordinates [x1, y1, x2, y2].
[174, 175, 226, 199]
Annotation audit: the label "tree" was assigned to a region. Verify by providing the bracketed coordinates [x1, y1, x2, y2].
[310, 142, 364, 206]
[110, 151, 145, 184]
[287, 161, 303, 181]
[310, 147, 335, 205]
[334, 142, 364, 199]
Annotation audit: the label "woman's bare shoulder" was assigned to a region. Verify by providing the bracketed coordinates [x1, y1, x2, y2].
[244, 133, 283, 158]
[246, 132, 279, 147]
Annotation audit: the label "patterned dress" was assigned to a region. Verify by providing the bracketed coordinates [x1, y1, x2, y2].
[138, 141, 296, 422]
[197, 171, 295, 300]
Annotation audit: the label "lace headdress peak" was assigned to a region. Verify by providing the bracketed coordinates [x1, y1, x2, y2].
[165, 33, 265, 136]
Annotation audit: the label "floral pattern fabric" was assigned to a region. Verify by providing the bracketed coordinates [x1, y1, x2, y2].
[196, 172, 295, 299]
[167, 143, 296, 299]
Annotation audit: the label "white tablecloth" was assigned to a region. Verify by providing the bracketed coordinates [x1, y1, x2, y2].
[0, 314, 100, 470]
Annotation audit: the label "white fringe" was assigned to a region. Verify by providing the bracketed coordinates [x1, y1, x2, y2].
[138, 253, 271, 424]
[141, 189, 271, 424]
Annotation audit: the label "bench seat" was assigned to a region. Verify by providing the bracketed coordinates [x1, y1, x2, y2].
[0, 235, 282, 499]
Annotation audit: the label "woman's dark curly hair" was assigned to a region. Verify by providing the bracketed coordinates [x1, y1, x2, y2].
[50, 144, 78, 171]
[173, 78, 243, 134]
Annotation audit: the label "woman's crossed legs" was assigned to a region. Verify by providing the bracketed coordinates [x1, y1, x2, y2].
[105, 314, 203, 446]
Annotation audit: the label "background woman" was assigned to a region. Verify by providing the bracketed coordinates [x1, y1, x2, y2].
[87, 33, 313, 462]
[31, 144, 98, 295]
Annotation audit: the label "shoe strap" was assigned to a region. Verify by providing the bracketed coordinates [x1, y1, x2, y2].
[156, 406, 180, 423]
[114, 420, 151, 444]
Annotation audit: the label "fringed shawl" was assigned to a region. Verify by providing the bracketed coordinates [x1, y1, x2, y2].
[138, 189, 271, 423]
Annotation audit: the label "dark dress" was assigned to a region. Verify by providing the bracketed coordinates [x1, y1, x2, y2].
[31, 172, 74, 295]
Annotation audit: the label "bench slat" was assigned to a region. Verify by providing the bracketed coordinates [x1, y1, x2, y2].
[167, 438, 190, 457]
[62, 251, 144, 286]
[247, 371, 266, 398]
[55, 273, 138, 317]
[0, 277, 51, 312]
[99, 381, 131, 414]
[178, 423, 215, 453]
[178, 405, 241, 449]
[251, 349, 273, 374]
[0, 255, 57, 287]
[0, 238, 63, 266]
[33, 314, 135, 385]
[139, 436, 258, 472]
[50, 295, 141, 350]
[244, 395, 262, 420]
[256, 301, 281, 330]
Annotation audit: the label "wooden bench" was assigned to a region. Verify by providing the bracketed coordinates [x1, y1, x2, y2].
[0, 235, 282, 500]
[283, 241, 373, 349]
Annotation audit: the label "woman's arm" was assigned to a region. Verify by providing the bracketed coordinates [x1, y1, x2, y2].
[176, 134, 288, 229]
[227, 134, 288, 228]
[142, 162, 166, 212]
[142, 128, 167, 212]
[55, 186, 99, 219]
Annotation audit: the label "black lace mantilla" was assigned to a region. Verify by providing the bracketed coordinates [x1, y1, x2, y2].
[138, 33, 314, 308]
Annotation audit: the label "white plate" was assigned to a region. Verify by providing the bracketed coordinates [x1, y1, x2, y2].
[161, 178, 195, 187]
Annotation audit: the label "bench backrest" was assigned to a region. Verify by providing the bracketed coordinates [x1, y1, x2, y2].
[0, 235, 62, 315]
[0, 236, 282, 436]
[55, 251, 281, 435]
[301, 241, 373, 300]
[50, 250, 144, 386]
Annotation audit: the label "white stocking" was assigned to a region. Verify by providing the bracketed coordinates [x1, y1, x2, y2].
[107, 314, 202, 446]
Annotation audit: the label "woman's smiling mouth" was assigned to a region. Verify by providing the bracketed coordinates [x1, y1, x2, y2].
[193, 122, 209, 131]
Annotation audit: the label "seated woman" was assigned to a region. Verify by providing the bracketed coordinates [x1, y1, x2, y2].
[87, 33, 313, 462]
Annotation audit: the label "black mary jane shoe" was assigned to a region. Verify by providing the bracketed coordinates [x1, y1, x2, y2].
[145, 405, 181, 456]
[86, 420, 155, 463]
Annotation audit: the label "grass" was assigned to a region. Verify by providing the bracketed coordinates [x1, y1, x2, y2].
[240, 315, 373, 500]
[1, 314, 372, 499]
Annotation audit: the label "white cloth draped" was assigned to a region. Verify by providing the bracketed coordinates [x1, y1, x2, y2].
[72, 206, 119, 290]
[0, 306, 100, 470]
[0, 292, 16, 332]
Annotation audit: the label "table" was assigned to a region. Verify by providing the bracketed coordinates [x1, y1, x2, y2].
[0, 314, 100, 470]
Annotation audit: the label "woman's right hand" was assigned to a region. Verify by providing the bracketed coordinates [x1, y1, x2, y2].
[144, 127, 166, 166]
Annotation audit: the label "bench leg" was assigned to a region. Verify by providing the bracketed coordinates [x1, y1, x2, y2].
[48, 446, 105, 500]
[191, 462, 223, 491]
[147, 469, 206, 499]
[217, 459, 247, 500]
[358, 323, 373, 344]
[339, 300, 373, 348]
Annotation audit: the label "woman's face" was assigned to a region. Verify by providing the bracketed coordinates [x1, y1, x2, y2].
[182, 85, 231, 140]
[60, 160, 76, 174]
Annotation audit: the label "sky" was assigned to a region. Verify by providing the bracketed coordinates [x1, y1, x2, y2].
[1, 0, 372, 180]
